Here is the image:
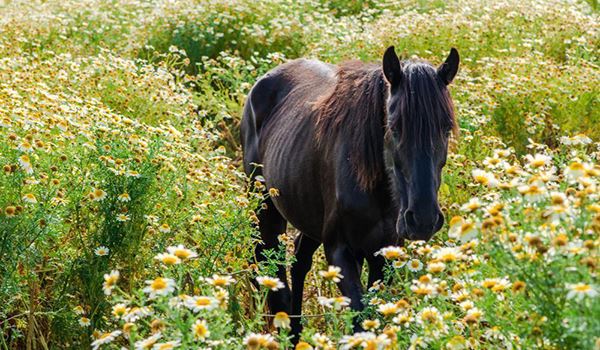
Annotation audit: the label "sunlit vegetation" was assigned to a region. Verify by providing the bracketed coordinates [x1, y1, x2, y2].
[0, 0, 598, 348]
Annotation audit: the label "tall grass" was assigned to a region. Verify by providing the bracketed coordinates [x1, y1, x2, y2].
[0, 0, 598, 348]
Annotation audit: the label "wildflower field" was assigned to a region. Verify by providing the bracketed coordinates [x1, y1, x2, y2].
[0, 0, 598, 349]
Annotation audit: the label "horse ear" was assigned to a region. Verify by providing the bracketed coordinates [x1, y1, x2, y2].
[382, 46, 403, 87]
[437, 48, 459, 85]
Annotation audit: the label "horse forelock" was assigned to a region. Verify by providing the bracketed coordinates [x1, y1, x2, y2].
[389, 61, 457, 153]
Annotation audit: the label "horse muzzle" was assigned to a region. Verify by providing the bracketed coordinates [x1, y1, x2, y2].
[397, 210, 444, 242]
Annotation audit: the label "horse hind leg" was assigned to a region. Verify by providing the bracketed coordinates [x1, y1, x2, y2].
[290, 233, 320, 343]
[254, 197, 291, 314]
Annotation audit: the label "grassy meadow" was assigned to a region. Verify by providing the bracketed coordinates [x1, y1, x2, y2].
[0, 0, 598, 348]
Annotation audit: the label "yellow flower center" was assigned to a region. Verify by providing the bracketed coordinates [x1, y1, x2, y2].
[512, 281, 526, 292]
[123, 323, 135, 333]
[113, 305, 127, 316]
[553, 234, 568, 246]
[455, 293, 467, 302]
[396, 314, 410, 323]
[467, 203, 479, 210]
[441, 253, 457, 262]
[474, 175, 488, 184]
[525, 186, 542, 195]
[5, 206, 16, 216]
[482, 280, 497, 289]
[162, 255, 179, 265]
[246, 336, 260, 348]
[395, 299, 409, 309]
[296, 342, 312, 350]
[194, 324, 208, 337]
[531, 159, 546, 167]
[429, 264, 444, 273]
[212, 278, 227, 287]
[261, 279, 277, 289]
[381, 306, 398, 316]
[196, 297, 211, 306]
[569, 162, 584, 171]
[151, 278, 167, 291]
[574, 284, 591, 292]
[384, 251, 401, 259]
[274, 312, 289, 321]
[174, 249, 190, 259]
[414, 286, 432, 296]
[421, 310, 438, 323]
[419, 275, 431, 284]
[449, 216, 463, 226]
[492, 285, 507, 293]
[322, 271, 339, 279]
[363, 320, 377, 328]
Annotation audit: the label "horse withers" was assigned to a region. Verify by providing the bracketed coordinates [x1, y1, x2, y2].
[241, 46, 459, 340]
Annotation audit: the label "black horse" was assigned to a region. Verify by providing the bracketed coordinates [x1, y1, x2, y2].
[241, 46, 459, 339]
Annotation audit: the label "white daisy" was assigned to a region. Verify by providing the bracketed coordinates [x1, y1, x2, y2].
[102, 270, 120, 295]
[256, 276, 285, 291]
[166, 245, 197, 260]
[319, 265, 344, 282]
[184, 296, 219, 312]
[95, 246, 110, 256]
[407, 259, 423, 272]
[143, 277, 176, 299]
[191, 319, 210, 340]
[91, 330, 121, 350]
[566, 283, 597, 300]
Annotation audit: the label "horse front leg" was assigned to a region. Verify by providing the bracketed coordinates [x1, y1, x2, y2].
[366, 255, 386, 288]
[324, 243, 364, 333]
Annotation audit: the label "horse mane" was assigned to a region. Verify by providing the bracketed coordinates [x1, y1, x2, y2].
[314, 59, 456, 191]
[315, 61, 387, 190]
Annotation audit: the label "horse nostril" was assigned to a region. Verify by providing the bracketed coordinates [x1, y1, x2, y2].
[405, 210, 417, 229]
[432, 212, 444, 233]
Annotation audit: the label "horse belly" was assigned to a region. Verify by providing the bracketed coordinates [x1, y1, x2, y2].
[261, 121, 324, 239]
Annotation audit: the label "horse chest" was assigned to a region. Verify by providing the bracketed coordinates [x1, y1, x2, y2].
[332, 188, 393, 249]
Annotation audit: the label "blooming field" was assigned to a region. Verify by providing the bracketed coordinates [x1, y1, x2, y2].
[0, 0, 598, 349]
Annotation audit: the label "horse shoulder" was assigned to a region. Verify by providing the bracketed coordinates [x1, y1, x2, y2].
[333, 159, 380, 219]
